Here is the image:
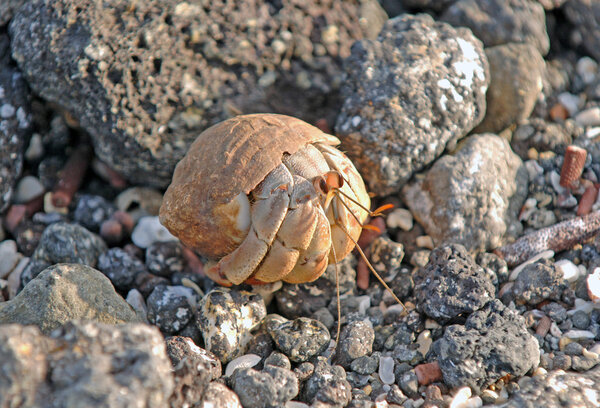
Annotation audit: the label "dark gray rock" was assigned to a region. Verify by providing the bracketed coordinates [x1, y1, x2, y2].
[9, 0, 386, 187]
[166, 336, 221, 407]
[302, 357, 352, 406]
[476, 251, 509, 286]
[145, 241, 184, 277]
[0, 0, 26, 25]
[473, 43, 545, 134]
[397, 369, 419, 398]
[413, 244, 496, 323]
[541, 302, 568, 323]
[511, 119, 579, 161]
[73, 194, 116, 232]
[432, 300, 540, 392]
[502, 366, 600, 407]
[147, 285, 197, 335]
[197, 288, 266, 363]
[230, 365, 298, 408]
[200, 382, 242, 407]
[403, 134, 527, 252]
[512, 260, 567, 305]
[563, 0, 600, 62]
[350, 354, 379, 375]
[552, 352, 572, 370]
[20, 222, 107, 287]
[335, 320, 375, 368]
[267, 316, 330, 363]
[264, 351, 291, 370]
[0, 263, 140, 334]
[0, 321, 174, 408]
[441, 0, 550, 55]
[335, 13, 489, 195]
[0, 50, 32, 212]
[572, 310, 591, 329]
[97, 247, 146, 291]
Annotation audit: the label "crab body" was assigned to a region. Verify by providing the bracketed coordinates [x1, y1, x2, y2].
[159, 114, 370, 286]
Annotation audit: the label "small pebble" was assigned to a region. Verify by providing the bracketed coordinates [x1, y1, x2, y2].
[557, 92, 582, 116]
[225, 354, 262, 377]
[0, 240, 22, 279]
[449, 387, 471, 408]
[386, 208, 413, 231]
[125, 288, 148, 322]
[13, 176, 44, 203]
[555, 259, 580, 283]
[585, 127, 600, 139]
[588, 268, 600, 302]
[414, 361, 442, 386]
[571, 310, 591, 329]
[131, 216, 177, 248]
[509, 250, 554, 281]
[24, 133, 44, 161]
[416, 235, 434, 249]
[576, 56, 598, 85]
[564, 329, 596, 339]
[379, 356, 395, 385]
[285, 402, 310, 408]
[575, 107, 600, 127]
[416, 330, 432, 357]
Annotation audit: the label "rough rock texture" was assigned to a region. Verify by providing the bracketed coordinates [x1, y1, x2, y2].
[0, 263, 140, 334]
[502, 366, 600, 407]
[302, 357, 352, 406]
[511, 259, 568, 305]
[9, 0, 386, 187]
[403, 134, 528, 252]
[165, 336, 221, 408]
[511, 118, 578, 160]
[20, 222, 107, 287]
[0, 321, 174, 408]
[97, 247, 146, 291]
[0, 0, 26, 25]
[335, 13, 489, 195]
[230, 365, 299, 408]
[197, 288, 266, 363]
[474, 43, 545, 134]
[0, 45, 32, 212]
[414, 244, 496, 323]
[335, 320, 375, 368]
[146, 285, 197, 334]
[563, 0, 600, 62]
[266, 316, 330, 363]
[441, 0, 550, 55]
[432, 300, 540, 392]
[201, 382, 242, 407]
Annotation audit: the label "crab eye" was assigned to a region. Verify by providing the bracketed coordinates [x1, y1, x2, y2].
[318, 178, 329, 194]
[324, 171, 343, 189]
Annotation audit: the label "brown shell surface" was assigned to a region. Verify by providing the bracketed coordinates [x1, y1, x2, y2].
[159, 113, 340, 259]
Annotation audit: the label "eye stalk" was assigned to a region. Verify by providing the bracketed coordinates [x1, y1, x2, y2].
[314, 171, 344, 195]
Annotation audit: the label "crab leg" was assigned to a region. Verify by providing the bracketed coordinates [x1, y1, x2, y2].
[206, 164, 293, 285]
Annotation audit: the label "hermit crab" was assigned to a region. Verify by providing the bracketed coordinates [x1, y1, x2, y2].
[159, 114, 397, 296]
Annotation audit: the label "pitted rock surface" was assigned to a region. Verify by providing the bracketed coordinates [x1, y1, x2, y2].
[432, 299, 540, 392]
[147, 285, 197, 334]
[413, 244, 496, 323]
[0, 47, 32, 212]
[403, 134, 527, 252]
[266, 315, 330, 363]
[9, 0, 386, 187]
[335, 320, 375, 368]
[197, 288, 266, 363]
[511, 259, 568, 305]
[230, 365, 299, 408]
[0, 263, 140, 334]
[302, 356, 352, 406]
[335, 13, 489, 195]
[20, 222, 107, 287]
[441, 0, 550, 55]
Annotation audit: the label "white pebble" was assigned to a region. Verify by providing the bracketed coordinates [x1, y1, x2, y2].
[582, 348, 599, 360]
[131, 216, 177, 248]
[575, 107, 600, 127]
[417, 330, 432, 357]
[378, 356, 395, 385]
[0, 240, 22, 279]
[0, 103, 15, 118]
[416, 235, 434, 249]
[585, 127, 600, 139]
[588, 267, 600, 303]
[13, 175, 45, 203]
[225, 354, 262, 377]
[589, 343, 600, 354]
[450, 387, 472, 408]
[126, 289, 148, 323]
[44, 192, 68, 214]
[557, 92, 582, 116]
[7, 257, 28, 299]
[519, 197, 537, 221]
[576, 56, 598, 85]
[525, 160, 544, 180]
[357, 295, 371, 315]
[509, 250, 555, 281]
[555, 259, 580, 283]
[386, 208, 413, 231]
[564, 330, 596, 340]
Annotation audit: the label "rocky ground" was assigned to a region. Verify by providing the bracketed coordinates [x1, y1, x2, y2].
[1, 0, 600, 407]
